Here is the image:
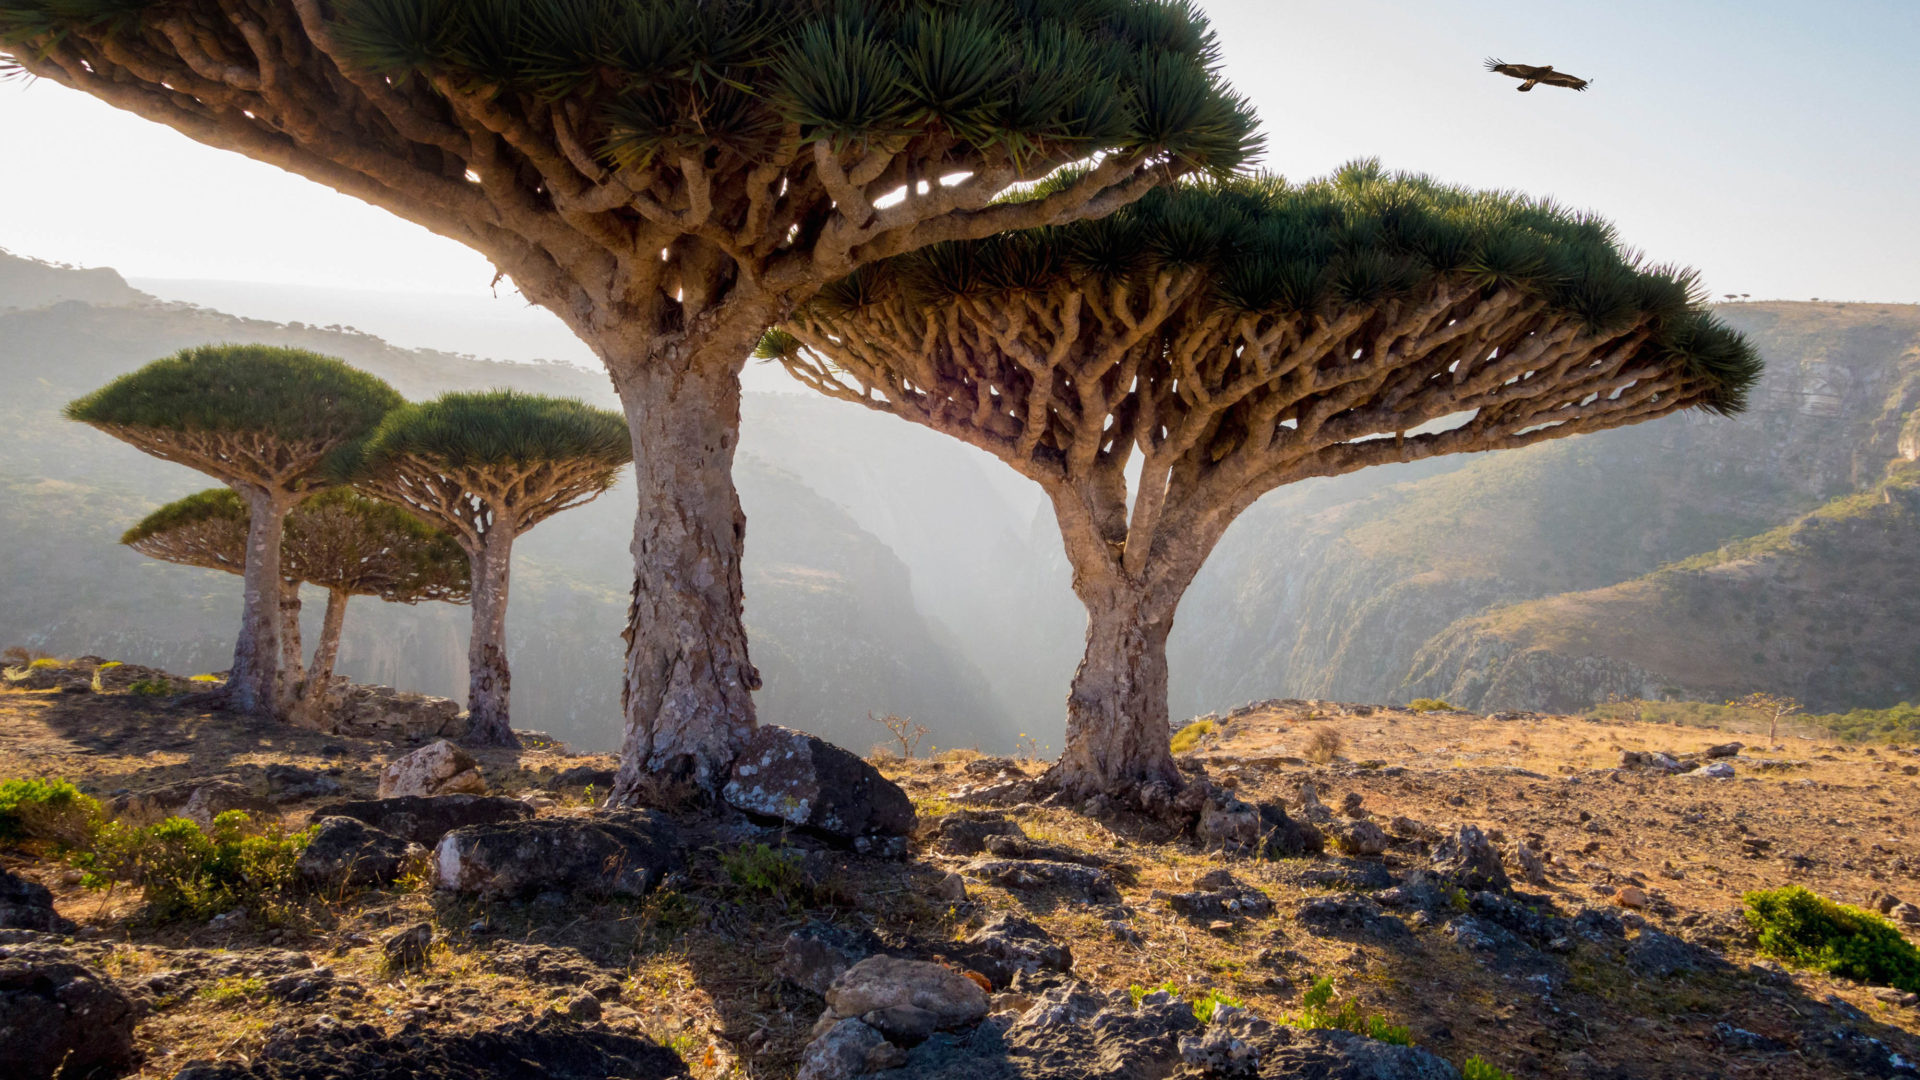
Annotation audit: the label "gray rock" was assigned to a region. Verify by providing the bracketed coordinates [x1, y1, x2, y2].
[316, 794, 534, 847]
[0, 868, 73, 933]
[964, 915, 1072, 988]
[1197, 794, 1264, 850]
[1324, 818, 1389, 857]
[265, 764, 343, 803]
[327, 682, 467, 743]
[1259, 1025, 1461, 1079]
[384, 922, 433, 971]
[1168, 872, 1276, 922]
[0, 943, 139, 1080]
[1430, 825, 1510, 893]
[182, 779, 275, 828]
[963, 859, 1119, 902]
[295, 817, 423, 889]
[779, 922, 885, 998]
[1508, 842, 1548, 887]
[1703, 742, 1744, 759]
[484, 943, 621, 990]
[1257, 802, 1325, 858]
[433, 810, 679, 900]
[798, 1018, 900, 1080]
[378, 740, 486, 799]
[724, 726, 916, 841]
[1627, 929, 1724, 978]
[1700, 762, 1735, 779]
[1297, 894, 1411, 940]
[897, 982, 1198, 1080]
[548, 765, 617, 793]
[926, 812, 1027, 856]
[823, 956, 989, 1034]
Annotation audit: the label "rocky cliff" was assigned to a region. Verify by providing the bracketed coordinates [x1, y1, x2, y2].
[1401, 460, 1920, 712]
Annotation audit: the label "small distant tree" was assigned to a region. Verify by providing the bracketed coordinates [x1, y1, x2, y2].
[68, 346, 402, 717]
[868, 712, 930, 760]
[1731, 692, 1803, 747]
[338, 392, 630, 746]
[122, 488, 470, 710]
[768, 168, 1762, 804]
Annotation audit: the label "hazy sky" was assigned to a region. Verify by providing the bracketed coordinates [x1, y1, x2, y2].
[1, 0, 1915, 304]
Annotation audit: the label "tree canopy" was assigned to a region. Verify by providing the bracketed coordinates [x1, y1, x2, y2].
[123, 487, 471, 604]
[340, 390, 633, 472]
[66, 344, 403, 445]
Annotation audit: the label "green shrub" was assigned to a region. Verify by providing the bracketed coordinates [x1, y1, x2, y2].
[1462, 1057, 1517, 1080]
[1128, 980, 1179, 1005]
[128, 678, 175, 696]
[1744, 886, 1920, 991]
[0, 777, 101, 850]
[1407, 698, 1457, 713]
[1170, 720, 1215, 754]
[27, 657, 67, 670]
[719, 843, 816, 909]
[1285, 977, 1414, 1046]
[84, 810, 311, 922]
[1191, 988, 1244, 1023]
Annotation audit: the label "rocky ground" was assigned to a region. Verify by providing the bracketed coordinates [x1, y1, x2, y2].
[3, 680, 1919, 1079]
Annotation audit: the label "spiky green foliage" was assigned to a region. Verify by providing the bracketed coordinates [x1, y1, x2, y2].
[65, 344, 403, 443]
[779, 165, 1759, 414]
[1745, 886, 1920, 992]
[123, 487, 471, 603]
[340, 391, 632, 474]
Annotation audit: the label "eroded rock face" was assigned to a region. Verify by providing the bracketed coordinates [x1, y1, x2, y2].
[1430, 826, 1510, 893]
[0, 868, 73, 933]
[378, 741, 486, 799]
[723, 726, 915, 842]
[294, 817, 423, 890]
[962, 915, 1072, 989]
[0, 942, 140, 1080]
[316, 794, 532, 848]
[168, 1015, 687, 1080]
[432, 810, 678, 899]
[325, 683, 468, 743]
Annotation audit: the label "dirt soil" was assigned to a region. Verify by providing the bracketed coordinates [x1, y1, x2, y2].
[4, 685, 1919, 1080]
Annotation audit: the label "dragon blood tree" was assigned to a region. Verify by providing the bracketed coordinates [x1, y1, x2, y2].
[337, 391, 629, 747]
[0, 0, 1258, 806]
[764, 165, 1762, 804]
[122, 488, 470, 712]
[67, 346, 402, 717]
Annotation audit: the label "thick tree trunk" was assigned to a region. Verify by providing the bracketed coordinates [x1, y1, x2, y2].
[607, 353, 762, 809]
[1052, 580, 1183, 801]
[278, 577, 305, 691]
[463, 536, 516, 747]
[229, 488, 287, 718]
[306, 588, 349, 694]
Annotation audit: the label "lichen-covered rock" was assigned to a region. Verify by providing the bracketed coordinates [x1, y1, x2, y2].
[962, 859, 1119, 903]
[433, 810, 678, 899]
[1197, 794, 1263, 850]
[1297, 894, 1412, 940]
[1324, 818, 1389, 857]
[1167, 872, 1276, 922]
[316, 794, 532, 847]
[796, 1018, 903, 1080]
[0, 942, 140, 1080]
[0, 868, 73, 933]
[294, 817, 423, 889]
[378, 740, 486, 799]
[1430, 825, 1510, 893]
[723, 726, 915, 841]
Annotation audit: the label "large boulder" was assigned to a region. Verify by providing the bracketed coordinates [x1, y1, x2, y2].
[295, 817, 423, 890]
[723, 726, 915, 842]
[0, 942, 140, 1080]
[324, 683, 468, 742]
[962, 915, 1072, 989]
[315, 794, 532, 848]
[819, 956, 989, 1043]
[0, 869, 74, 933]
[377, 741, 487, 799]
[181, 780, 275, 828]
[433, 810, 679, 900]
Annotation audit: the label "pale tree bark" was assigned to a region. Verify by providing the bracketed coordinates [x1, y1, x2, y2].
[1057, 578, 1182, 800]
[305, 587, 350, 698]
[464, 537, 516, 748]
[278, 577, 305, 692]
[607, 328, 764, 808]
[230, 488, 289, 717]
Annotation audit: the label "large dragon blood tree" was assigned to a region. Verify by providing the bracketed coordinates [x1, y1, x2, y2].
[67, 346, 403, 717]
[0, 0, 1259, 805]
[336, 391, 629, 747]
[764, 165, 1762, 804]
[121, 487, 470, 712]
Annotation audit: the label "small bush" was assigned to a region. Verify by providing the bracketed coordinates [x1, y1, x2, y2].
[128, 678, 175, 696]
[0, 777, 101, 851]
[1462, 1057, 1517, 1080]
[1304, 727, 1344, 764]
[1, 646, 52, 666]
[1285, 977, 1414, 1046]
[1744, 886, 1920, 991]
[1191, 988, 1243, 1023]
[719, 843, 816, 909]
[1407, 698, 1457, 713]
[84, 810, 311, 922]
[27, 657, 68, 670]
[1170, 720, 1215, 754]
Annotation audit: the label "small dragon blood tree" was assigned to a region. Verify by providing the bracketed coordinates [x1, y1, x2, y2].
[69, 346, 402, 717]
[122, 488, 470, 713]
[764, 164, 1761, 806]
[337, 391, 630, 746]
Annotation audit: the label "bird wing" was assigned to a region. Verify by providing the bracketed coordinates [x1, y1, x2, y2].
[1538, 70, 1590, 91]
[1485, 58, 1549, 80]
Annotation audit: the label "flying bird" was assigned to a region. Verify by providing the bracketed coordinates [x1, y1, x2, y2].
[1484, 58, 1590, 92]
